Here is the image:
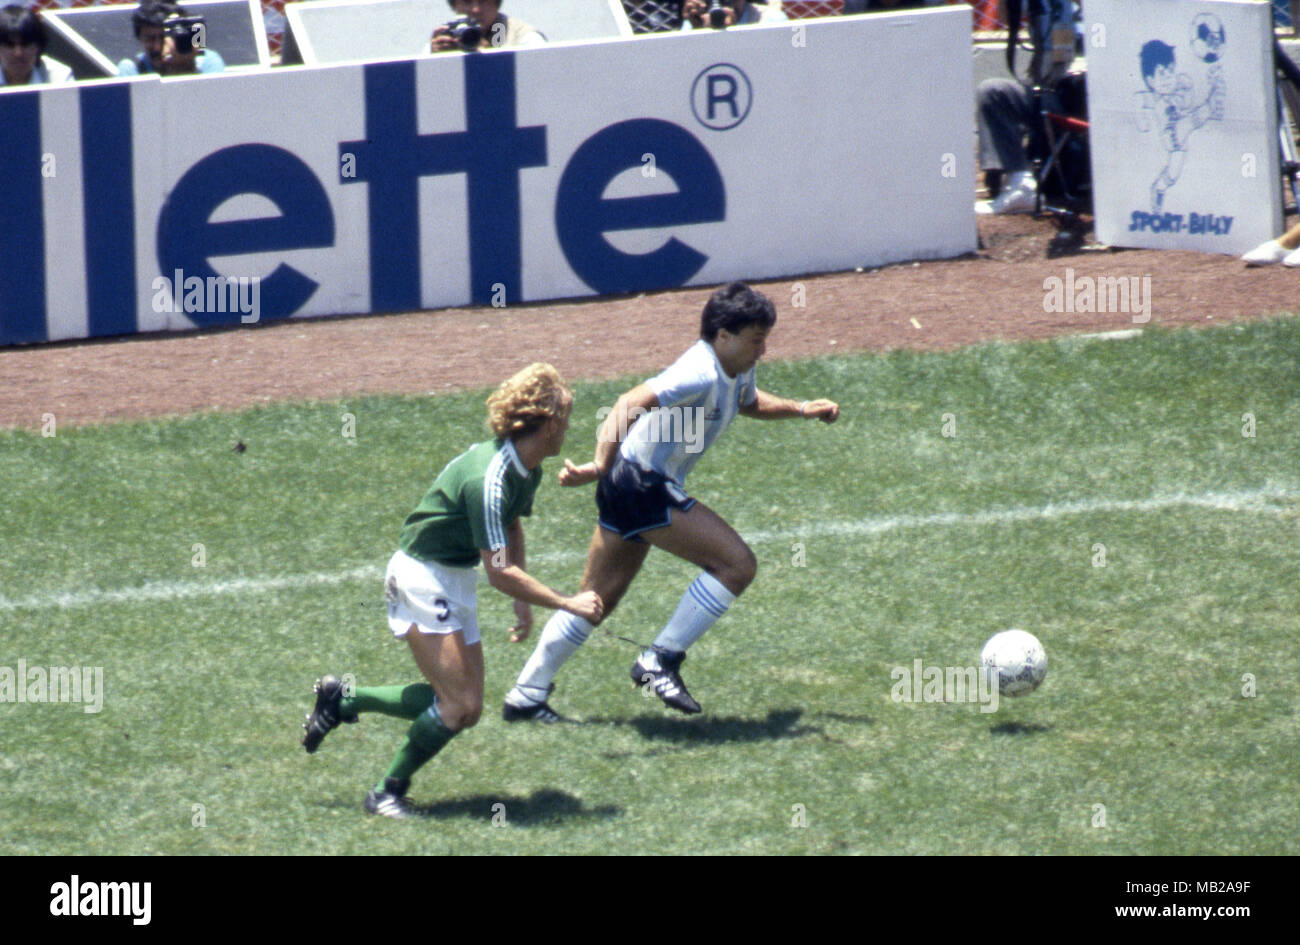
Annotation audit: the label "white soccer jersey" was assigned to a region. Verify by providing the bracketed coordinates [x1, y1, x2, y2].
[618, 340, 757, 486]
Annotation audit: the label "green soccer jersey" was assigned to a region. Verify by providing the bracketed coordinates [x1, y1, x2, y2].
[399, 438, 542, 568]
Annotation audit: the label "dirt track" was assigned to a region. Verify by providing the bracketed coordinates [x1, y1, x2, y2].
[2, 213, 1296, 430]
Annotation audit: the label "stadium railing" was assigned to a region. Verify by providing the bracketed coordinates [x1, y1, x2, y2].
[24, 0, 1300, 61]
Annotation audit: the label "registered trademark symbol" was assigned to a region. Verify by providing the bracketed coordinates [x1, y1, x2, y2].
[691, 63, 752, 131]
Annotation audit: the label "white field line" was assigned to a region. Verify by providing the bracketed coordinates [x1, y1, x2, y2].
[1, 485, 1294, 614]
[756, 485, 1297, 543]
[1072, 329, 1144, 341]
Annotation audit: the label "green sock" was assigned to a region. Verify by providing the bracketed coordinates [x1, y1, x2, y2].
[341, 683, 434, 720]
[379, 699, 457, 790]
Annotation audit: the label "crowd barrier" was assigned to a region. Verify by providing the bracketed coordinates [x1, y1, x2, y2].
[0, 9, 978, 345]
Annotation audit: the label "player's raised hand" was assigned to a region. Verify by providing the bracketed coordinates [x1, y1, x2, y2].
[563, 590, 604, 624]
[802, 399, 840, 423]
[558, 458, 600, 487]
[508, 599, 533, 643]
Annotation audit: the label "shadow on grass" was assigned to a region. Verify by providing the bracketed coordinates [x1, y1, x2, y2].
[589, 707, 822, 744]
[414, 788, 621, 824]
[812, 711, 875, 726]
[989, 721, 1052, 736]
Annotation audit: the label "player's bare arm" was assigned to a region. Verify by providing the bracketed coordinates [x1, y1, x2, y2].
[505, 519, 532, 642]
[480, 543, 603, 626]
[558, 383, 661, 486]
[739, 389, 840, 423]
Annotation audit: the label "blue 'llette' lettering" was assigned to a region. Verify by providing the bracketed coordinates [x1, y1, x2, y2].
[555, 118, 725, 295]
[3, 51, 733, 346]
[0, 92, 47, 344]
[340, 55, 546, 311]
[157, 144, 335, 325]
[81, 83, 137, 339]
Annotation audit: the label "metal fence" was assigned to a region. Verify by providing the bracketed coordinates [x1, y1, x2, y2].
[621, 2, 988, 34]
[622, 1, 1300, 35]
[26, 1, 1300, 61]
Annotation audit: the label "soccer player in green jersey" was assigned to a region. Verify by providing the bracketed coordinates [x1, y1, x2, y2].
[300, 363, 603, 819]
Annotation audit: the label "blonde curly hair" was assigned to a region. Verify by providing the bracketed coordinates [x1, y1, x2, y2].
[487, 363, 572, 439]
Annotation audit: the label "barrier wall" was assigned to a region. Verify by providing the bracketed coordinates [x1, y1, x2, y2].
[42, 0, 270, 78]
[283, 0, 632, 67]
[1087, 0, 1281, 253]
[0, 9, 976, 346]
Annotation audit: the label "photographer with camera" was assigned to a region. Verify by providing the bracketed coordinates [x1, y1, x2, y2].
[430, 0, 543, 53]
[681, 0, 786, 30]
[117, 0, 225, 76]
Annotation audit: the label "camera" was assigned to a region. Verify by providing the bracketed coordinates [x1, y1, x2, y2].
[164, 14, 205, 55]
[444, 16, 482, 50]
[707, 0, 730, 28]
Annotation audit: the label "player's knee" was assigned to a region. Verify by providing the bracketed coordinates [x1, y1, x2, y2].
[461, 702, 483, 728]
[440, 694, 482, 731]
[736, 547, 758, 589]
[718, 547, 757, 594]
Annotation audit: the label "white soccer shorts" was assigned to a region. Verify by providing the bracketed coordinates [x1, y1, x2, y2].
[383, 550, 481, 645]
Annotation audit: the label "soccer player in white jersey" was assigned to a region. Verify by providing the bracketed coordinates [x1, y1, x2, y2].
[503, 283, 839, 718]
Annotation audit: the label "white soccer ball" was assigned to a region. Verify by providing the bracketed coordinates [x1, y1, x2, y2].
[1190, 13, 1226, 64]
[980, 629, 1048, 698]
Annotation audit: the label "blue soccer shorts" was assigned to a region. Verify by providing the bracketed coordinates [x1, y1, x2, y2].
[596, 455, 696, 542]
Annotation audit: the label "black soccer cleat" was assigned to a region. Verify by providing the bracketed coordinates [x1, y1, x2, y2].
[502, 699, 571, 723]
[301, 674, 357, 754]
[631, 646, 702, 714]
[502, 684, 572, 723]
[364, 778, 415, 819]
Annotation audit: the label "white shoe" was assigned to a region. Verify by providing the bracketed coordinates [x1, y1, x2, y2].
[1241, 239, 1290, 266]
[1283, 247, 1300, 267]
[975, 180, 1037, 216]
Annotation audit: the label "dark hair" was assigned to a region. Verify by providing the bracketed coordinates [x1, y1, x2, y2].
[0, 4, 46, 52]
[132, 0, 186, 36]
[445, 0, 501, 8]
[700, 282, 776, 342]
[1140, 40, 1176, 82]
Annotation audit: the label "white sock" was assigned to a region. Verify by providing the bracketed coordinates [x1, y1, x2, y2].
[509, 611, 592, 705]
[652, 572, 736, 654]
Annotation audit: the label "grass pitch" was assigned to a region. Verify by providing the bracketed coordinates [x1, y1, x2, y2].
[2, 316, 1297, 855]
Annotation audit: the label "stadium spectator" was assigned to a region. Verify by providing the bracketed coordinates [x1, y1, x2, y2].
[1241, 220, 1300, 267]
[976, 1, 1085, 215]
[975, 79, 1046, 215]
[680, 0, 786, 30]
[117, 1, 226, 76]
[0, 4, 72, 86]
[431, 0, 543, 52]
